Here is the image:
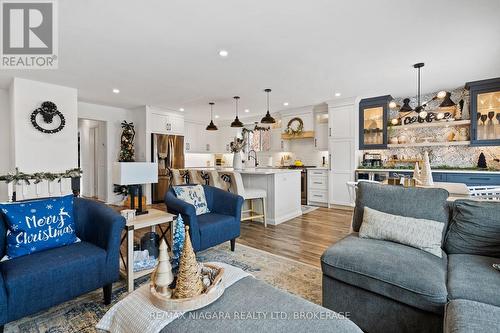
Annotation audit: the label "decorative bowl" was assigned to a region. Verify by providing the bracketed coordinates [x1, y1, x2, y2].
[149, 263, 225, 312]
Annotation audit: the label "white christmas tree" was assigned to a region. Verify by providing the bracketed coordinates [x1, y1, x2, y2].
[420, 151, 434, 186]
[413, 162, 421, 182]
[154, 239, 174, 297]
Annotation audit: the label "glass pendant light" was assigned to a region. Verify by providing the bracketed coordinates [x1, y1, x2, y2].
[260, 88, 276, 124]
[206, 102, 218, 130]
[230, 96, 243, 127]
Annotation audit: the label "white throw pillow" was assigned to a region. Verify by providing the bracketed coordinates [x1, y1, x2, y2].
[173, 185, 210, 215]
[359, 206, 444, 258]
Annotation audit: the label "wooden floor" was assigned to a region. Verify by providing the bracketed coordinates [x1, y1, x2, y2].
[238, 207, 352, 267]
[143, 204, 353, 268]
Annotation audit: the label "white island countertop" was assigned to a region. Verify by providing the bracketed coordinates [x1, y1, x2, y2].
[189, 167, 301, 175]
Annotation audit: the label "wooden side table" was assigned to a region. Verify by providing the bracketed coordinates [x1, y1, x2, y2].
[120, 208, 176, 292]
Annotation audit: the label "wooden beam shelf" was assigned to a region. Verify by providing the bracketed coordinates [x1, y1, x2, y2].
[387, 141, 470, 148]
[281, 131, 315, 140]
[390, 119, 471, 130]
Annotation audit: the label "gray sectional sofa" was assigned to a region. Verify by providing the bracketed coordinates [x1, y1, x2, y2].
[321, 182, 500, 333]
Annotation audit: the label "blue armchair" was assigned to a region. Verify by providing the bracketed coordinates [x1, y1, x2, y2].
[0, 198, 125, 331]
[165, 185, 244, 252]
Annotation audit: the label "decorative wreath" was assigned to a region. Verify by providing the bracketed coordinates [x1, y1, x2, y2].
[284, 117, 304, 135]
[30, 101, 66, 134]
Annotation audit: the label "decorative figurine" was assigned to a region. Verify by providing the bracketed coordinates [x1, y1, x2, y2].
[153, 239, 174, 297]
[420, 151, 434, 186]
[173, 226, 204, 299]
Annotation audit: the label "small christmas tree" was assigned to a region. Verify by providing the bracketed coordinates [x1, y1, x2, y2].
[171, 215, 186, 274]
[173, 226, 204, 299]
[413, 162, 421, 182]
[119, 121, 135, 162]
[153, 239, 174, 297]
[477, 152, 487, 169]
[420, 151, 434, 186]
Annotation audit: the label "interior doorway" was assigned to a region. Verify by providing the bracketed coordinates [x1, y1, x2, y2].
[78, 119, 107, 201]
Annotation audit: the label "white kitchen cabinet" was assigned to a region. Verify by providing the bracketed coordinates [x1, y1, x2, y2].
[314, 112, 328, 150]
[327, 99, 358, 207]
[328, 104, 354, 139]
[217, 126, 241, 153]
[184, 121, 198, 152]
[149, 112, 184, 135]
[307, 168, 329, 207]
[270, 128, 289, 152]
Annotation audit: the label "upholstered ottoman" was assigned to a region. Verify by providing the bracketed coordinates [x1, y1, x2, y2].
[163, 276, 361, 332]
[444, 299, 500, 333]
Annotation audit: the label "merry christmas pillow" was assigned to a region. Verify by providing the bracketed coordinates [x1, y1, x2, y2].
[0, 195, 79, 260]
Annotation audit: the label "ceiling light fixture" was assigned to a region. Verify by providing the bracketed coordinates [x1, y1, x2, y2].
[206, 102, 218, 131]
[244, 109, 250, 113]
[231, 96, 243, 127]
[218, 50, 229, 57]
[112, 88, 120, 94]
[260, 89, 276, 124]
[335, 92, 341, 97]
[283, 102, 289, 106]
[215, 115, 220, 119]
[179, 108, 184, 112]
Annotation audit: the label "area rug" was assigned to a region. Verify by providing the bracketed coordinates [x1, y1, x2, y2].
[301, 205, 319, 214]
[5, 243, 322, 333]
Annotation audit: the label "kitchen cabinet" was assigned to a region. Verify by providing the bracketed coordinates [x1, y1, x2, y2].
[217, 127, 241, 153]
[307, 169, 329, 207]
[270, 128, 289, 152]
[314, 112, 328, 150]
[149, 111, 184, 135]
[466, 77, 500, 146]
[358, 95, 391, 149]
[184, 121, 198, 152]
[329, 104, 354, 139]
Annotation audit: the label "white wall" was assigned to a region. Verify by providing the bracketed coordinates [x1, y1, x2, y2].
[10, 78, 78, 173]
[185, 153, 214, 168]
[78, 101, 135, 204]
[0, 88, 10, 201]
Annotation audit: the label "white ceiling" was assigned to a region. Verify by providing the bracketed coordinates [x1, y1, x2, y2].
[0, 0, 499, 120]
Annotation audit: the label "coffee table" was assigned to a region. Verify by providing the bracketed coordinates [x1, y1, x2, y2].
[120, 208, 176, 292]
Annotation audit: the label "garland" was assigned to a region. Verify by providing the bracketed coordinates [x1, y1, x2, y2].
[0, 168, 82, 186]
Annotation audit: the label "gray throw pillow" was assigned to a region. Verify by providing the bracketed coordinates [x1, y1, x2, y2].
[360, 206, 445, 258]
[444, 200, 500, 258]
[352, 182, 450, 232]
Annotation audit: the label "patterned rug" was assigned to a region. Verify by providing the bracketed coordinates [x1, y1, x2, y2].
[5, 243, 322, 333]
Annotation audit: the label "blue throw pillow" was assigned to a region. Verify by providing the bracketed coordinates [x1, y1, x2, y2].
[0, 195, 79, 260]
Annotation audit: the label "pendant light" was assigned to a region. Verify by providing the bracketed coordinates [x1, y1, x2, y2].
[260, 88, 276, 124]
[206, 102, 218, 130]
[230, 96, 243, 127]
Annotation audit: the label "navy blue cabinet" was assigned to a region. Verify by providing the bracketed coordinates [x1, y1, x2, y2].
[466, 77, 500, 146]
[359, 95, 392, 150]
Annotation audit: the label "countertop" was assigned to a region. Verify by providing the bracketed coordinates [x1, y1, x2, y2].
[188, 167, 301, 175]
[355, 168, 500, 174]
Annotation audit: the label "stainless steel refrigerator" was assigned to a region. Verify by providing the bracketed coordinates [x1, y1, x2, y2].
[151, 133, 185, 203]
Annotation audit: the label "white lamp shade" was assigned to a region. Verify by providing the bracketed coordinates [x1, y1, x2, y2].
[112, 162, 158, 185]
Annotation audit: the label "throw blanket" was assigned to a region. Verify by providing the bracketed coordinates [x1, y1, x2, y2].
[96, 262, 252, 333]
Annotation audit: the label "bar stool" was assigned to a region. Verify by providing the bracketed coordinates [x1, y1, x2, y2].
[188, 169, 204, 185]
[228, 172, 267, 227]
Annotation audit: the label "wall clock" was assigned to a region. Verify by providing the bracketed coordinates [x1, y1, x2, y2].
[30, 101, 66, 134]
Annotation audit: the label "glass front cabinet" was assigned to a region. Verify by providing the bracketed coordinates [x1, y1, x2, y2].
[466, 77, 500, 146]
[359, 95, 392, 149]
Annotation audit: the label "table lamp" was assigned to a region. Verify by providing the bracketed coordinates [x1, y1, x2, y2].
[112, 162, 158, 215]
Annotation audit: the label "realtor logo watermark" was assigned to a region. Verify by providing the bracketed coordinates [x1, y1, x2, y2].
[0, 0, 58, 69]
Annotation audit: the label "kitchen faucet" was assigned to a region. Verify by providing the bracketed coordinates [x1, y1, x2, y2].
[248, 150, 259, 167]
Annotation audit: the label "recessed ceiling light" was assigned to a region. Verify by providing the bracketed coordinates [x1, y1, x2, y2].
[215, 115, 220, 119]
[218, 50, 229, 57]
[244, 109, 250, 113]
[112, 88, 120, 94]
[179, 108, 185, 111]
[335, 92, 341, 97]
[283, 102, 289, 106]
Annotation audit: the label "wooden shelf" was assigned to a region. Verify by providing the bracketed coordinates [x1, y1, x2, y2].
[281, 131, 315, 140]
[391, 119, 471, 130]
[387, 141, 470, 148]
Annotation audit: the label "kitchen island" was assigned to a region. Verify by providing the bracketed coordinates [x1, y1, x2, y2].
[191, 167, 302, 225]
[239, 168, 302, 225]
